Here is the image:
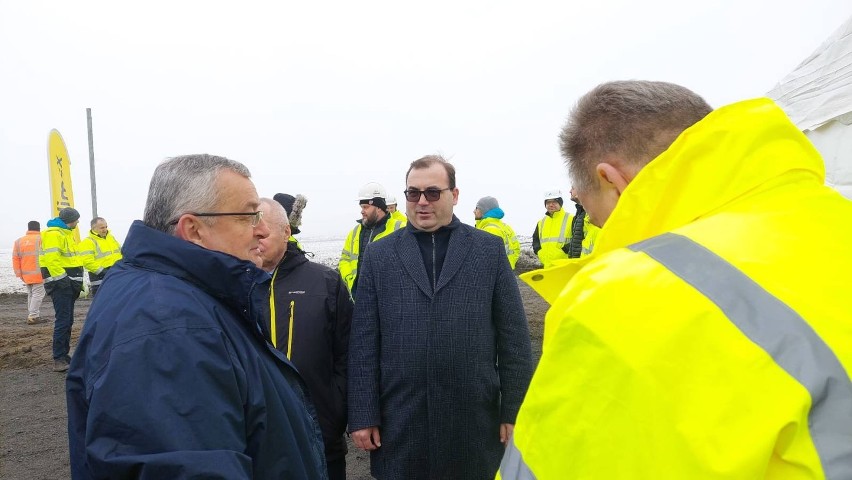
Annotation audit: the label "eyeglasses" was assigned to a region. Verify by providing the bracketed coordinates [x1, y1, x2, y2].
[403, 188, 451, 202]
[168, 211, 264, 227]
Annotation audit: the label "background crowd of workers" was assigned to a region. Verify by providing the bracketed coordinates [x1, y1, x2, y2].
[11, 78, 852, 479]
[336, 181, 599, 291]
[13, 209, 124, 372]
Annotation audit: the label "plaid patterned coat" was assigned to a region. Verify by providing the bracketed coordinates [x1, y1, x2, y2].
[349, 220, 534, 479]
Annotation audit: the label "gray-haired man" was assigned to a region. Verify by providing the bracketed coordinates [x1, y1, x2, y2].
[66, 154, 327, 479]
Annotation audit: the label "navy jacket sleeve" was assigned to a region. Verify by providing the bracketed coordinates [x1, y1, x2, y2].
[73, 327, 253, 479]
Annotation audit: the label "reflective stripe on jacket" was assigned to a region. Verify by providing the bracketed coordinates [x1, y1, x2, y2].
[504, 98, 852, 479]
[78, 230, 122, 275]
[339, 217, 404, 293]
[535, 208, 572, 268]
[40, 225, 84, 285]
[581, 217, 599, 257]
[12, 230, 43, 284]
[389, 209, 408, 226]
[476, 217, 521, 269]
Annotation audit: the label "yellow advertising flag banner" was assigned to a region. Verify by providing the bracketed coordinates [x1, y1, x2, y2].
[47, 129, 80, 242]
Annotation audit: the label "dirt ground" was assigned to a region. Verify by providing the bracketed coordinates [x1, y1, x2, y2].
[0, 277, 547, 479]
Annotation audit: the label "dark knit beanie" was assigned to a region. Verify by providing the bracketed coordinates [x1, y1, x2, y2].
[27, 220, 40, 231]
[360, 197, 388, 213]
[58, 207, 80, 224]
[273, 193, 307, 235]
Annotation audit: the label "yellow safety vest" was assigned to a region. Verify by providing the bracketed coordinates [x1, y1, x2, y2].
[39, 226, 84, 287]
[501, 98, 852, 479]
[581, 217, 599, 257]
[78, 231, 122, 275]
[476, 217, 521, 269]
[536, 209, 572, 268]
[339, 218, 404, 292]
[389, 209, 408, 226]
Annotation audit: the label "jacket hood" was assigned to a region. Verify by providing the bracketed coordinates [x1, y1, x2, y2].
[482, 207, 505, 220]
[122, 220, 271, 313]
[47, 217, 72, 229]
[596, 97, 824, 256]
[523, 98, 827, 303]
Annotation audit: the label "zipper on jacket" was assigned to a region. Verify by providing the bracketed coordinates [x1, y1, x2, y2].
[431, 233, 436, 292]
[287, 300, 295, 360]
[269, 267, 279, 348]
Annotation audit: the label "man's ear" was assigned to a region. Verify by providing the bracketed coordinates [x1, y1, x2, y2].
[173, 215, 205, 247]
[596, 162, 632, 197]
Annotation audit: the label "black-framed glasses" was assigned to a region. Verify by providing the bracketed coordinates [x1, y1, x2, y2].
[168, 211, 264, 227]
[403, 188, 451, 202]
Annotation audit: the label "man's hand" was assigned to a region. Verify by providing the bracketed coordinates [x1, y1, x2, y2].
[500, 423, 514, 445]
[352, 426, 382, 451]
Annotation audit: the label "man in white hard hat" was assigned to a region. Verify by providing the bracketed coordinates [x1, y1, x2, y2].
[385, 193, 408, 226]
[531, 189, 573, 268]
[339, 182, 404, 297]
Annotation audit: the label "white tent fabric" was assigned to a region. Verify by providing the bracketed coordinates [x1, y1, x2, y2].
[767, 16, 852, 198]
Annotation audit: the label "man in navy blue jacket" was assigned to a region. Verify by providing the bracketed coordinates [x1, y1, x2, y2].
[66, 154, 328, 479]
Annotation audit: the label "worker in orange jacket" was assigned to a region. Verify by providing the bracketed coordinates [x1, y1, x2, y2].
[12, 220, 46, 324]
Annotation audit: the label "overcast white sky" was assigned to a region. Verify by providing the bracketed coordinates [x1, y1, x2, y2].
[1, 0, 850, 247]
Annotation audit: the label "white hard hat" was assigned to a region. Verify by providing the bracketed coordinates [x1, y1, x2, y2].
[543, 189, 562, 201]
[358, 182, 387, 201]
[385, 193, 397, 205]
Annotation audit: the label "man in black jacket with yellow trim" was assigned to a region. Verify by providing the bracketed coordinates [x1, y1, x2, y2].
[258, 195, 353, 480]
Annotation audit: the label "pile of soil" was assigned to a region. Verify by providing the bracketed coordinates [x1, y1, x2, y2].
[0, 278, 547, 479]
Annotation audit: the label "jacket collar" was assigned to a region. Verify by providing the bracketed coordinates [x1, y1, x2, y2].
[596, 97, 824, 256]
[523, 98, 826, 304]
[122, 220, 271, 315]
[399, 215, 468, 297]
[275, 242, 309, 274]
[47, 218, 72, 230]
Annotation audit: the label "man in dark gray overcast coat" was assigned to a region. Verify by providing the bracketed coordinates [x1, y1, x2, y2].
[348, 154, 534, 480]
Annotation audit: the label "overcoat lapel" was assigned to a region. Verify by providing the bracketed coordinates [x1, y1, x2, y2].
[435, 223, 471, 294]
[397, 229, 433, 298]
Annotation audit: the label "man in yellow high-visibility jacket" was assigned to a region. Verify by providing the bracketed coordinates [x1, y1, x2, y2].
[78, 217, 122, 297]
[474, 196, 520, 269]
[499, 81, 852, 479]
[386, 193, 408, 226]
[338, 182, 404, 297]
[531, 190, 572, 268]
[565, 189, 598, 259]
[40, 207, 84, 372]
